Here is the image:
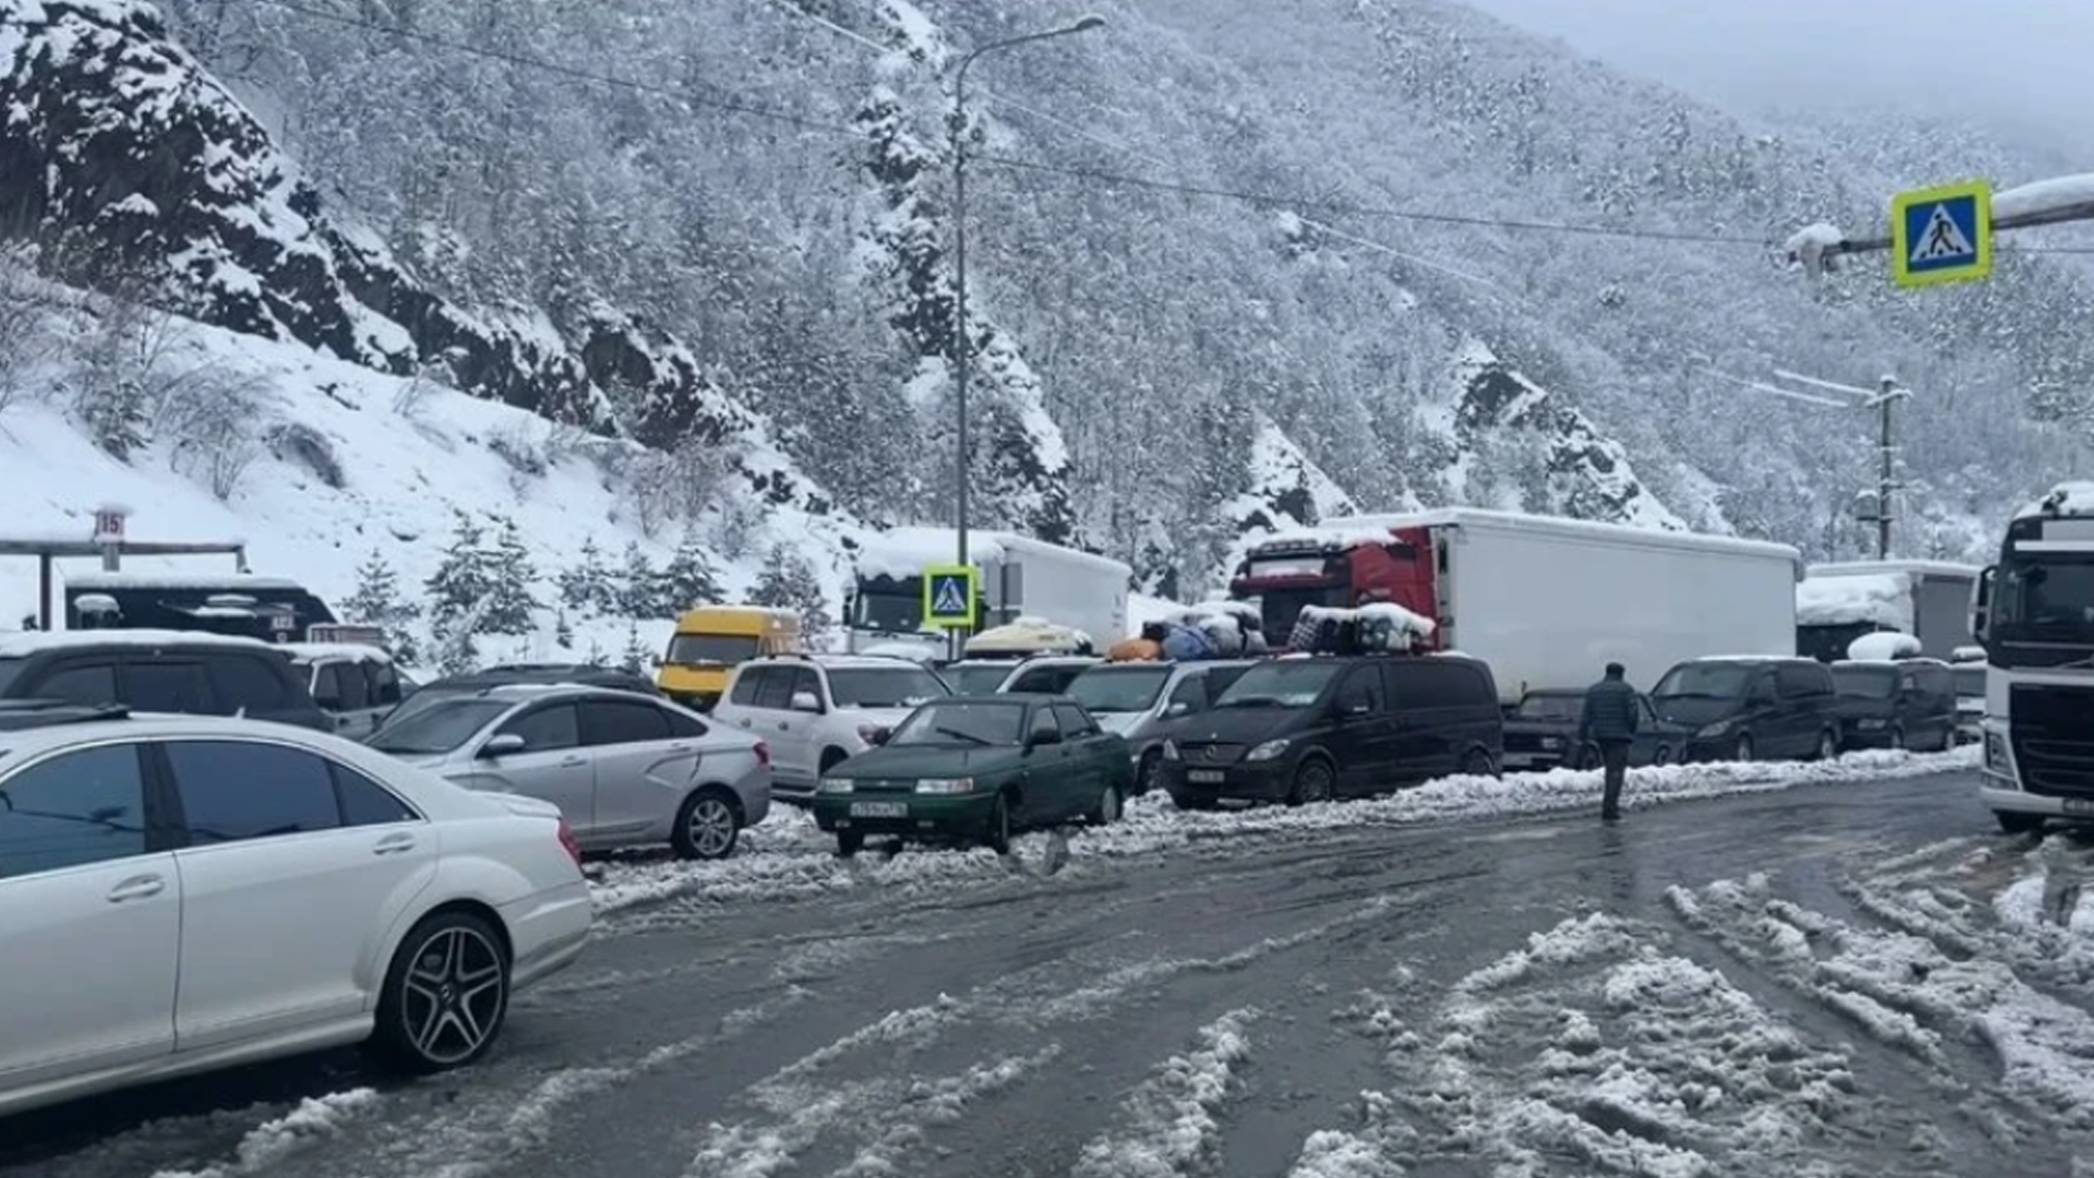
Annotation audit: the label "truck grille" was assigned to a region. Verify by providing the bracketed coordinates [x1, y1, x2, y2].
[2011, 685, 2094, 797]
[1177, 742, 1245, 765]
[1505, 732, 1549, 753]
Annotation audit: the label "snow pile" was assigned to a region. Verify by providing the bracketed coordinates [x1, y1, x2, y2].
[1785, 221, 1847, 277]
[1995, 175, 2094, 221]
[2019, 482, 2094, 521]
[150, 1088, 381, 1178]
[1846, 631, 1922, 662]
[853, 527, 1008, 581]
[1796, 571, 1912, 629]
[1073, 1009, 1259, 1178]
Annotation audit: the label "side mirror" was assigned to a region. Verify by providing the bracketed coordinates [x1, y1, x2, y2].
[868, 726, 892, 747]
[790, 690, 824, 714]
[1971, 566, 1996, 647]
[480, 733, 527, 759]
[313, 691, 342, 711]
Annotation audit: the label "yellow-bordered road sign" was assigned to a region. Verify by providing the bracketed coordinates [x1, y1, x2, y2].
[1892, 180, 1992, 289]
[923, 565, 978, 630]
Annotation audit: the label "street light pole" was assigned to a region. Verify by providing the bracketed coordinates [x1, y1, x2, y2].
[949, 15, 1104, 591]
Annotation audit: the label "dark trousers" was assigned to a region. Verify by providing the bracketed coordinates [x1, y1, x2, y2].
[1599, 740, 1630, 817]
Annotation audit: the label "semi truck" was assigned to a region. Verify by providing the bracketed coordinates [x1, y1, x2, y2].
[1794, 561, 1979, 663]
[846, 527, 1131, 659]
[1974, 483, 2094, 833]
[1229, 508, 1801, 703]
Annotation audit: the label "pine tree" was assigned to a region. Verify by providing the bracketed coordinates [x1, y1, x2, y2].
[424, 511, 494, 672]
[341, 548, 422, 664]
[618, 622, 651, 676]
[616, 541, 667, 619]
[659, 530, 721, 614]
[553, 606, 574, 651]
[482, 515, 541, 636]
[750, 544, 832, 639]
[557, 538, 616, 617]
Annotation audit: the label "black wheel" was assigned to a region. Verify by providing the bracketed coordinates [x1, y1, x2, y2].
[820, 749, 849, 774]
[983, 793, 1013, 854]
[1815, 728, 1840, 762]
[1288, 759, 1334, 807]
[371, 910, 510, 1074]
[836, 830, 864, 858]
[1997, 810, 2045, 835]
[1461, 748, 1496, 777]
[1134, 750, 1163, 797]
[1888, 725, 1906, 753]
[1652, 745, 1674, 766]
[1088, 783, 1123, 826]
[671, 789, 740, 861]
[1734, 733, 1755, 763]
[1576, 743, 1602, 771]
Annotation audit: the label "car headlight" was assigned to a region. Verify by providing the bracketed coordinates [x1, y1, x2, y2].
[1246, 739, 1292, 763]
[818, 777, 854, 794]
[915, 777, 977, 795]
[1162, 739, 1181, 762]
[1986, 732, 2010, 774]
[1697, 718, 1738, 739]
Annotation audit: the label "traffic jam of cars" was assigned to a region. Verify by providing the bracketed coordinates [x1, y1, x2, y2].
[0, 506, 2018, 1122]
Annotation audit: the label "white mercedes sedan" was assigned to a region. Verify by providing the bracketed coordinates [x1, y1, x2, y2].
[0, 706, 592, 1117]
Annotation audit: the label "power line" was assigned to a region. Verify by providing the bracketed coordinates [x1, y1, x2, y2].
[240, 0, 859, 136]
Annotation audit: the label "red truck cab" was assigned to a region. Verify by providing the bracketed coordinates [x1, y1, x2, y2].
[1230, 527, 1441, 649]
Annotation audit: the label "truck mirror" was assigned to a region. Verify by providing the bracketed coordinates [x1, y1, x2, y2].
[1971, 566, 1996, 648]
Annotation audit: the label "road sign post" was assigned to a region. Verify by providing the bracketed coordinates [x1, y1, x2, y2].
[1892, 181, 1993, 289]
[922, 565, 980, 633]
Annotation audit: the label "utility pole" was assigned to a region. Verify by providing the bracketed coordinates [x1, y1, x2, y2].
[1876, 377, 1897, 559]
[1708, 368, 1911, 558]
[947, 15, 1103, 658]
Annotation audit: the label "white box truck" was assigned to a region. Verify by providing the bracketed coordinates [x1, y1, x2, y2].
[1229, 508, 1801, 702]
[845, 527, 1131, 658]
[1794, 561, 1979, 662]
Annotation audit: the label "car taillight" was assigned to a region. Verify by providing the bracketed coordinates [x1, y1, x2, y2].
[754, 741, 771, 769]
[556, 819, 584, 872]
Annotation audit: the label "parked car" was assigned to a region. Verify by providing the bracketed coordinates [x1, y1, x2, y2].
[1651, 657, 1843, 763]
[368, 685, 768, 859]
[1159, 655, 1502, 809]
[0, 711, 590, 1117]
[1500, 688, 1687, 772]
[1829, 658, 1957, 752]
[378, 663, 657, 730]
[1952, 659, 1985, 746]
[1066, 660, 1257, 794]
[0, 630, 328, 730]
[936, 656, 1100, 698]
[711, 655, 951, 801]
[813, 695, 1131, 855]
[284, 642, 408, 739]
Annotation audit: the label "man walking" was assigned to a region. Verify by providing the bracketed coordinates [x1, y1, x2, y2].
[1581, 662, 1640, 821]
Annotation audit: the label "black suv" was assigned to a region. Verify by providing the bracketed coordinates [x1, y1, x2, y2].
[1159, 655, 1502, 808]
[1830, 659, 1957, 752]
[1651, 657, 1842, 763]
[0, 633, 328, 730]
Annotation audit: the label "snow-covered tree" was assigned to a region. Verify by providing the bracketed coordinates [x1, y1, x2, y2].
[557, 539, 618, 618]
[616, 541, 668, 620]
[750, 545, 831, 640]
[482, 515, 541, 636]
[659, 531, 720, 615]
[341, 548, 422, 664]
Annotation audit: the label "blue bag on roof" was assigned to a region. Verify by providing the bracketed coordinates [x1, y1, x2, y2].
[1161, 623, 1216, 662]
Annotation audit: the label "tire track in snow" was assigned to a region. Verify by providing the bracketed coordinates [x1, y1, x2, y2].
[143, 1090, 381, 1178]
[1071, 1009, 1260, 1178]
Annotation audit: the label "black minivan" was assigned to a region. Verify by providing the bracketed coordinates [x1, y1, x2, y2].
[1830, 659, 1957, 752]
[0, 633, 329, 730]
[1651, 657, 1842, 763]
[1158, 655, 1502, 808]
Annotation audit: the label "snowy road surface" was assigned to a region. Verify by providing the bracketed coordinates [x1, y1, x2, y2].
[9, 754, 2094, 1176]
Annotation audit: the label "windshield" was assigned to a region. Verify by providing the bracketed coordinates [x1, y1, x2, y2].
[853, 584, 924, 633]
[0, 657, 21, 695]
[942, 665, 1015, 696]
[888, 700, 1024, 747]
[1068, 667, 1173, 713]
[1831, 666, 1896, 699]
[665, 634, 759, 666]
[368, 699, 510, 755]
[1215, 662, 1343, 709]
[827, 667, 949, 709]
[1954, 665, 1985, 698]
[1653, 664, 1754, 700]
[1513, 693, 1584, 721]
[1993, 552, 2094, 646]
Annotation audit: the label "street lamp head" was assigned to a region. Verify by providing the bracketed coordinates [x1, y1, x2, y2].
[1070, 14, 1107, 32]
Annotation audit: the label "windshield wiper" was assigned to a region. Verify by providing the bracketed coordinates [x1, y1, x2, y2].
[1655, 691, 1722, 701]
[932, 726, 993, 746]
[1220, 696, 1282, 709]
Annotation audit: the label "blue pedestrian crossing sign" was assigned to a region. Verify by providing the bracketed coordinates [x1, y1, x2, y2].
[1892, 181, 1992, 289]
[922, 565, 978, 630]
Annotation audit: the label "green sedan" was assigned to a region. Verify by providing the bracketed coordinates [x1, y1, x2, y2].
[814, 695, 1133, 856]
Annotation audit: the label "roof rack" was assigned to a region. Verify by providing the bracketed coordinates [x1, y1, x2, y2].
[0, 699, 131, 731]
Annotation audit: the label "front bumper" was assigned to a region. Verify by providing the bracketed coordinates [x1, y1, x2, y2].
[1502, 748, 1572, 772]
[1979, 777, 2094, 819]
[1159, 758, 1294, 803]
[813, 792, 999, 837]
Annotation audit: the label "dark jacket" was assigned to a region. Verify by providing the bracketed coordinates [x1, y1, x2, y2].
[1581, 677, 1641, 743]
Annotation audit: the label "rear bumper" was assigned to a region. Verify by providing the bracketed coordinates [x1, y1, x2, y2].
[1160, 760, 1293, 803]
[812, 793, 999, 837]
[501, 879, 592, 990]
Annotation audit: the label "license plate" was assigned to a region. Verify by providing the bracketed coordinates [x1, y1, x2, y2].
[1188, 770, 1226, 785]
[850, 801, 908, 818]
[2063, 799, 2094, 816]
[1503, 755, 1536, 769]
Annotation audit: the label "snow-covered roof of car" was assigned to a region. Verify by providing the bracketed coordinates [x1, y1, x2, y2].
[280, 642, 393, 664]
[0, 629, 280, 657]
[777, 654, 939, 671]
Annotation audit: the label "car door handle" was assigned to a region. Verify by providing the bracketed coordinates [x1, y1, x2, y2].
[107, 874, 165, 903]
[559, 756, 588, 768]
[372, 832, 419, 856]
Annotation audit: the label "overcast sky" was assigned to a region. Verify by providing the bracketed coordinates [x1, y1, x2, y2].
[1462, 0, 2094, 161]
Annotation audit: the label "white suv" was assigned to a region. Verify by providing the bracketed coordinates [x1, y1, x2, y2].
[711, 656, 950, 799]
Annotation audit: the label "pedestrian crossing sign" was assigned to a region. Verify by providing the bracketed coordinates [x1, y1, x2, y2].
[923, 565, 978, 630]
[1892, 181, 1992, 289]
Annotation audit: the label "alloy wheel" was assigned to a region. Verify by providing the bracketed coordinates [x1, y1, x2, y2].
[687, 797, 737, 858]
[401, 927, 505, 1066]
